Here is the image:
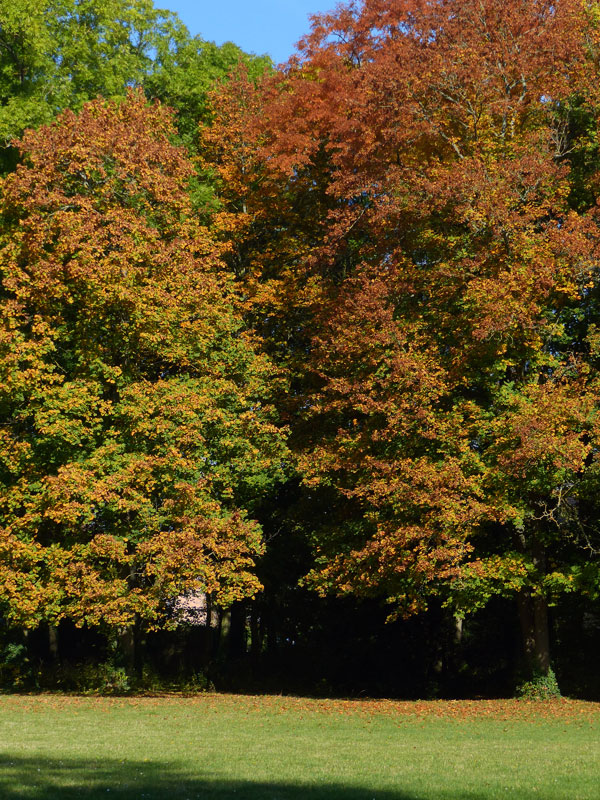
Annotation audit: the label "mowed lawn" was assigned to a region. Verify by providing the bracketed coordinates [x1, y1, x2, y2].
[0, 694, 599, 800]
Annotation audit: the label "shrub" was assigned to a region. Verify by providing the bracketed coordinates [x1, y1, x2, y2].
[517, 668, 561, 700]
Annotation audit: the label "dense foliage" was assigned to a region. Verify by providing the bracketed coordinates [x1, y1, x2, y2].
[0, 91, 287, 632]
[1, 0, 600, 697]
[0, 0, 270, 170]
[206, 0, 600, 683]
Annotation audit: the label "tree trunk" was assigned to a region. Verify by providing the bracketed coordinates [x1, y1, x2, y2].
[48, 625, 59, 661]
[118, 626, 135, 672]
[250, 603, 262, 658]
[228, 601, 247, 659]
[204, 595, 213, 663]
[215, 606, 224, 658]
[516, 535, 552, 679]
[517, 592, 551, 677]
[454, 616, 463, 646]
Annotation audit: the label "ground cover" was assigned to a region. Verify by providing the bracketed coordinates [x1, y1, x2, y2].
[0, 694, 598, 799]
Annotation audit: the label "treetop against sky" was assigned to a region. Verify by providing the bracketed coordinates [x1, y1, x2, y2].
[159, 0, 337, 64]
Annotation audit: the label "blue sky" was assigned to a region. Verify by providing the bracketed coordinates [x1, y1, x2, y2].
[159, 1, 339, 64]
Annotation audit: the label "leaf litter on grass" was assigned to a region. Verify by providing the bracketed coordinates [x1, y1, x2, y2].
[1, 693, 599, 724]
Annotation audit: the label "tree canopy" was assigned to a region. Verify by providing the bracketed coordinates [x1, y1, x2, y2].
[0, 91, 287, 631]
[0, 0, 270, 170]
[205, 0, 600, 677]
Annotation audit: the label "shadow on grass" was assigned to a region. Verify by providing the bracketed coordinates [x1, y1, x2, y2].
[0, 753, 564, 800]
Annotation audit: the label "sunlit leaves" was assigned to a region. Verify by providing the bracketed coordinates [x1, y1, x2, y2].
[0, 91, 288, 630]
[209, 0, 600, 629]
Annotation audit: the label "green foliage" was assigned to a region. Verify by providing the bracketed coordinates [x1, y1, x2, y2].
[0, 0, 169, 143]
[60, 662, 131, 695]
[517, 668, 561, 701]
[147, 36, 271, 149]
[0, 0, 271, 175]
[0, 641, 32, 690]
[88, 663, 131, 695]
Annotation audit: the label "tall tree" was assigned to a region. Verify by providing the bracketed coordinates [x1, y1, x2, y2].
[0, 91, 287, 633]
[208, 0, 600, 682]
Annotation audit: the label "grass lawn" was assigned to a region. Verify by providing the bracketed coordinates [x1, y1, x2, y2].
[0, 694, 599, 799]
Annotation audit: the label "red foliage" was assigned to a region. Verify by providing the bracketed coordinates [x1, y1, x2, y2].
[206, 0, 600, 632]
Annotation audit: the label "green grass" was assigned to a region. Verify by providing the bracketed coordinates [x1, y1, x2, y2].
[0, 694, 599, 799]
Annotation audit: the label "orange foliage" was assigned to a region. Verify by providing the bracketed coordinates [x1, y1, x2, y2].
[0, 91, 287, 630]
[206, 0, 600, 617]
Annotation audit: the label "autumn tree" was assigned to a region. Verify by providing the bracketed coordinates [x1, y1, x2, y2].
[0, 91, 287, 639]
[0, 0, 270, 175]
[208, 0, 600, 684]
[147, 37, 270, 152]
